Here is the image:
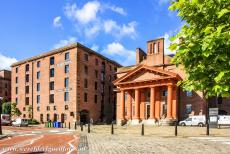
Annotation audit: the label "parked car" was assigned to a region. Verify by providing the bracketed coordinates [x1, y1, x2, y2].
[1, 114, 11, 125]
[218, 115, 230, 126]
[179, 115, 206, 127]
[12, 118, 29, 127]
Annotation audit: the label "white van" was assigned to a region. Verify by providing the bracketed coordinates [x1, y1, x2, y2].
[1, 114, 11, 125]
[179, 115, 206, 127]
[12, 118, 29, 127]
[218, 115, 230, 126]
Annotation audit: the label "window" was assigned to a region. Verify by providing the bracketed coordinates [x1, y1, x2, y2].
[50, 57, 55, 65]
[95, 59, 98, 65]
[15, 98, 18, 104]
[37, 71, 40, 79]
[84, 54, 88, 61]
[26, 74, 29, 82]
[94, 82, 97, 90]
[37, 95, 40, 104]
[23, 107, 26, 111]
[64, 92, 69, 101]
[150, 44, 153, 53]
[16, 67, 18, 73]
[37, 61, 40, 67]
[65, 105, 69, 110]
[50, 81, 54, 90]
[154, 43, 158, 54]
[84, 93, 88, 102]
[37, 83, 40, 92]
[65, 65, 69, 73]
[37, 107, 40, 111]
[50, 68, 55, 77]
[65, 77, 69, 88]
[158, 42, 160, 53]
[5, 83, 7, 88]
[25, 86, 29, 94]
[54, 106, 57, 111]
[84, 79, 88, 88]
[16, 77, 18, 83]
[84, 65, 88, 75]
[65, 52, 70, 60]
[26, 97, 29, 105]
[109, 65, 112, 71]
[94, 95, 97, 103]
[49, 94, 54, 103]
[15, 87, 18, 94]
[186, 104, 192, 114]
[186, 91, 193, 97]
[162, 90, 168, 96]
[47, 114, 50, 121]
[95, 70, 98, 78]
[25, 64, 29, 72]
[23, 114, 26, 118]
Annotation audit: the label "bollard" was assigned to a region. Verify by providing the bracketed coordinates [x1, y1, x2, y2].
[175, 120, 178, 136]
[81, 123, 83, 131]
[111, 122, 114, 135]
[88, 123, 90, 133]
[75, 122, 77, 130]
[69, 122, 71, 130]
[141, 124, 144, 136]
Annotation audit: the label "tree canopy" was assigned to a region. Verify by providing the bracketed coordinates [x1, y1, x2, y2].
[169, 0, 230, 98]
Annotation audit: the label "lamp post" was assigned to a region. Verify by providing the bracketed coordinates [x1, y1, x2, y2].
[0, 97, 3, 135]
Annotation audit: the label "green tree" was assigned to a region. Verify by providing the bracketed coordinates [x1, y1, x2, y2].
[169, 0, 230, 98]
[2, 102, 11, 114]
[27, 105, 33, 119]
[11, 103, 22, 117]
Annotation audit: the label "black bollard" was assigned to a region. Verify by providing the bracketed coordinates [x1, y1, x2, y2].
[111, 122, 114, 135]
[175, 120, 178, 136]
[88, 123, 90, 133]
[69, 122, 71, 130]
[141, 124, 144, 136]
[75, 122, 77, 130]
[81, 123, 83, 131]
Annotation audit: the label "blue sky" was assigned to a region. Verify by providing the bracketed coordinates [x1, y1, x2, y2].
[0, 0, 182, 69]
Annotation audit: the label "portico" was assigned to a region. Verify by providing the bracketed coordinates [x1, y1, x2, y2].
[114, 65, 181, 125]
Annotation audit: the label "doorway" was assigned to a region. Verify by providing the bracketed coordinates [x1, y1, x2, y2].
[80, 110, 89, 124]
[146, 104, 150, 119]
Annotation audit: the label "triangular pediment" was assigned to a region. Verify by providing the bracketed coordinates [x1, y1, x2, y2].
[114, 65, 180, 85]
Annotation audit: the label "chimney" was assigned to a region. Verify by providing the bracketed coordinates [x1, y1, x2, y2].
[136, 48, 147, 64]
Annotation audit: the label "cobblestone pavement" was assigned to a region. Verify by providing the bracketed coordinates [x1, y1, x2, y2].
[83, 133, 230, 154]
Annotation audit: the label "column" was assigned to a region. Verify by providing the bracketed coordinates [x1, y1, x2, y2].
[172, 86, 177, 119]
[127, 91, 132, 120]
[167, 85, 173, 119]
[155, 87, 160, 119]
[150, 87, 155, 119]
[140, 90, 145, 120]
[120, 90, 125, 120]
[134, 89, 140, 119]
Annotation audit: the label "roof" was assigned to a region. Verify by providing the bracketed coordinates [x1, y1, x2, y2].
[11, 42, 122, 67]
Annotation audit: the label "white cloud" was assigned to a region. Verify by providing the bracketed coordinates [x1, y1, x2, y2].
[64, 1, 100, 24]
[106, 5, 126, 16]
[91, 44, 99, 51]
[163, 32, 180, 55]
[0, 53, 17, 70]
[102, 42, 136, 66]
[103, 20, 137, 39]
[53, 36, 77, 49]
[84, 22, 101, 38]
[53, 16, 62, 28]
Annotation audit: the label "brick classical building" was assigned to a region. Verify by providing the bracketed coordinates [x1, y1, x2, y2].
[11, 43, 121, 124]
[0, 70, 11, 101]
[114, 38, 230, 125]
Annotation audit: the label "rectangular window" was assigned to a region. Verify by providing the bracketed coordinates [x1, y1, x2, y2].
[95, 70, 98, 78]
[84, 65, 88, 75]
[84, 79, 88, 88]
[54, 106, 57, 111]
[37, 107, 40, 111]
[16, 87, 18, 94]
[47, 107, 50, 111]
[37, 61, 40, 67]
[154, 43, 158, 54]
[95, 58, 98, 65]
[50, 81, 54, 90]
[64, 92, 69, 101]
[25, 64, 29, 72]
[16, 77, 18, 83]
[26, 74, 29, 82]
[26, 97, 29, 105]
[65, 52, 70, 60]
[37, 71, 40, 79]
[15, 98, 18, 104]
[50, 68, 55, 77]
[94, 82, 97, 90]
[84, 93, 88, 102]
[186, 104, 192, 114]
[49, 94, 54, 103]
[162, 90, 168, 96]
[16, 67, 18, 73]
[37, 95, 40, 104]
[25, 86, 29, 94]
[84, 54, 88, 61]
[94, 95, 97, 103]
[37, 83, 40, 92]
[186, 91, 193, 97]
[50, 57, 55, 65]
[65, 65, 69, 73]
[47, 114, 50, 121]
[65, 77, 69, 88]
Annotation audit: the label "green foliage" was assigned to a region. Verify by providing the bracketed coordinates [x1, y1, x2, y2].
[27, 105, 33, 119]
[28, 119, 39, 125]
[11, 103, 22, 117]
[2, 102, 11, 114]
[169, 0, 230, 98]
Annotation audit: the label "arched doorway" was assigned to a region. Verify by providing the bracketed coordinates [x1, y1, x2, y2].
[80, 110, 89, 124]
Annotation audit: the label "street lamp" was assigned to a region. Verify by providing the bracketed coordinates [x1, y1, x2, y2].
[0, 97, 3, 135]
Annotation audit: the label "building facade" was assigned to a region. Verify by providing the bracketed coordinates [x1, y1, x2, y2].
[114, 38, 230, 125]
[0, 70, 11, 101]
[11, 43, 120, 124]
